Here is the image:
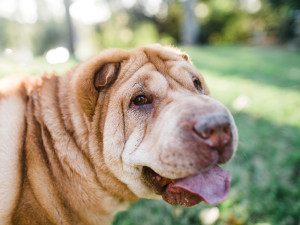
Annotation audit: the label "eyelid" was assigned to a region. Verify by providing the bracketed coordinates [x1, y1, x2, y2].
[192, 75, 199, 81]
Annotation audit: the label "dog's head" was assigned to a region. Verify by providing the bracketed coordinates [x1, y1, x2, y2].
[72, 45, 238, 207]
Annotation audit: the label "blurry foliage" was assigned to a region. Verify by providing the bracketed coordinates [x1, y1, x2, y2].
[268, 0, 300, 9]
[0, 18, 66, 56]
[0, 19, 10, 48]
[92, 13, 165, 49]
[90, 0, 299, 48]
[199, 10, 252, 44]
[91, 4, 179, 50]
[0, 19, 30, 50]
[198, 0, 290, 44]
[155, 2, 182, 44]
[32, 21, 66, 55]
[1, 0, 299, 55]
[278, 15, 294, 42]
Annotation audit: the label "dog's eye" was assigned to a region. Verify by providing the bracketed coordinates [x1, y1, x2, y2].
[133, 95, 148, 106]
[193, 78, 203, 93]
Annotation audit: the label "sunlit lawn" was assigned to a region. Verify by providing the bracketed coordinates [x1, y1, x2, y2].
[1, 46, 299, 225]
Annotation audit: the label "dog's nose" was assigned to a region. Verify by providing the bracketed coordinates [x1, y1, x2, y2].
[193, 114, 232, 150]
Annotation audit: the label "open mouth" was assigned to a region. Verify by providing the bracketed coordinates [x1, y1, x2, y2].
[143, 165, 231, 207]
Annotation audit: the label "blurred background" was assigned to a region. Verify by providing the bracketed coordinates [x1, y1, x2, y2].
[0, 0, 299, 224]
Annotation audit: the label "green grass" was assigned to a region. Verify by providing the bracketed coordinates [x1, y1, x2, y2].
[1, 46, 299, 225]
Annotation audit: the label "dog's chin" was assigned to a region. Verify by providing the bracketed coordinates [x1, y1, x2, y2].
[142, 165, 231, 207]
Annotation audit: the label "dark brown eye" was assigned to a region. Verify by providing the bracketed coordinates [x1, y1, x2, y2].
[193, 78, 203, 93]
[133, 95, 148, 106]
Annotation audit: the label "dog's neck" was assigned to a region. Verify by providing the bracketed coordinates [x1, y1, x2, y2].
[12, 74, 136, 225]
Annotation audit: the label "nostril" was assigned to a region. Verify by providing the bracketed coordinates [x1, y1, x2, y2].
[223, 123, 230, 135]
[197, 126, 213, 139]
[220, 123, 231, 144]
[193, 114, 232, 149]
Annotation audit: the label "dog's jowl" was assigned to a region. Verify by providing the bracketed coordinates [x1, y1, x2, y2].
[0, 45, 238, 225]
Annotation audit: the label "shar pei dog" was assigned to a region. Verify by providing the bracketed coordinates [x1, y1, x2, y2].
[0, 45, 238, 225]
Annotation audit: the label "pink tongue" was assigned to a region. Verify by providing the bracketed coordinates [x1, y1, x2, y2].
[173, 165, 231, 205]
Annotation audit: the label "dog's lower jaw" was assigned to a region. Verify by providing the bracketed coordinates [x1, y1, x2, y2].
[120, 163, 161, 199]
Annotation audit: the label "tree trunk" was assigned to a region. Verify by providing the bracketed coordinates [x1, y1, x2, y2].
[181, 0, 199, 45]
[64, 0, 75, 55]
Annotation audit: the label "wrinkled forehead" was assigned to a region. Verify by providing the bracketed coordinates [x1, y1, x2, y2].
[117, 46, 205, 90]
[129, 45, 189, 73]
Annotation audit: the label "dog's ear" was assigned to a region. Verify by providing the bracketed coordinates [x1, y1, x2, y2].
[94, 62, 120, 91]
[71, 49, 129, 121]
[180, 53, 189, 61]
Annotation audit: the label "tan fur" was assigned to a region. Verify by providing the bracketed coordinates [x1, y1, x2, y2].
[0, 45, 238, 225]
[0, 89, 26, 224]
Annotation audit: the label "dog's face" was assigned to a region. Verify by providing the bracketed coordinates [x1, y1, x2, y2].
[76, 45, 238, 207]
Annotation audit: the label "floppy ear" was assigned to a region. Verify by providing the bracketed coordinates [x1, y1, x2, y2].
[94, 63, 120, 91]
[180, 53, 189, 61]
[72, 49, 129, 121]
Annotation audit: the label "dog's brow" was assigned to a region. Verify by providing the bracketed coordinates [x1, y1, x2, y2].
[132, 82, 142, 88]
